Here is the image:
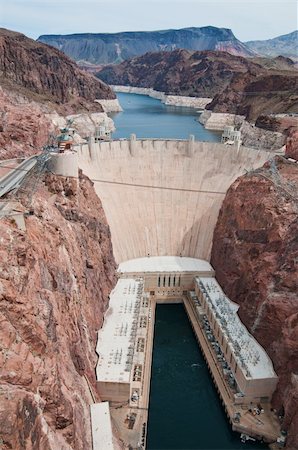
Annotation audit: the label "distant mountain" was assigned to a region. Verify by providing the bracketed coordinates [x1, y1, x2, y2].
[246, 31, 298, 60]
[96, 49, 262, 97]
[38, 26, 255, 65]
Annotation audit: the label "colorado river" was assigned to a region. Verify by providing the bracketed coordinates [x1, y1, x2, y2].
[110, 92, 221, 141]
[147, 305, 267, 450]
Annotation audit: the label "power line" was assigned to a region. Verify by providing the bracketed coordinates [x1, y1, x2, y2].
[90, 177, 227, 195]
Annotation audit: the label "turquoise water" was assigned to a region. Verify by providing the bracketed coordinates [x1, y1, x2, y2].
[110, 92, 221, 141]
[147, 305, 268, 450]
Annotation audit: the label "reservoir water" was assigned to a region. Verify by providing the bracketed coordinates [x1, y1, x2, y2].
[110, 94, 266, 449]
[110, 92, 221, 141]
[147, 305, 267, 450]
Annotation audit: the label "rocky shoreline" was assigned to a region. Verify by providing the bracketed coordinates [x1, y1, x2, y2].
[111, 85, 212, 109]
[199, 110, 285, 151]
[111, 86, 286, 151]
[95, 98, 123, 113]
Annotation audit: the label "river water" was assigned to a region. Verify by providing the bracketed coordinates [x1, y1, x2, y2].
[147, 305, 268, 450]
[110, 93, 267, 449]
[110, 92, 221, 141]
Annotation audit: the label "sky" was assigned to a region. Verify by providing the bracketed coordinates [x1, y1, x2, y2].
[0, 0, 297, 42]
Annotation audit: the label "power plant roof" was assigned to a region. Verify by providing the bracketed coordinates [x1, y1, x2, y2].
[118, 256, 214, 274]
[96, 278, 143, 383]
[197, 277, 277, 379]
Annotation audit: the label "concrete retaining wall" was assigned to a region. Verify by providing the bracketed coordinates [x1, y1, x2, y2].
[199, 110, 245, 130]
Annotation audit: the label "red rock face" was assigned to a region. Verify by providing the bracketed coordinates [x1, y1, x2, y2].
[0, 87, 55, 159]
[0, 172, 116, 449]
[0, 28, 115, 105]
[211, 157, 298, 448]
[207, 71, 298, 120]
[97, 49, 263, 97]
[286, 128, 298, 160]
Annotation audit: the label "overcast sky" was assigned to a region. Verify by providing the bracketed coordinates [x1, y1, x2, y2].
[0, 0, 297, 42]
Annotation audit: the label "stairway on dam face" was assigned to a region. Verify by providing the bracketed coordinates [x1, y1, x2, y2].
[52, 139, 273, 264]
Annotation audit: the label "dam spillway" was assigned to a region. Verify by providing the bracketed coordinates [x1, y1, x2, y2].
[73, 138, 272, 263]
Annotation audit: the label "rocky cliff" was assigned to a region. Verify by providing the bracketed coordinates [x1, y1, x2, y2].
[285, 129, 298, 160]
[207, 70, 298, 121]
[0, 87, 55, 159]
[38, 26, 255, 66]
[0, 28, 118, 159]
[0, 171, 117, 449]
[0, 28, 115, 108]
[97, 49, 262, 97]
[211, 157, 298, 449]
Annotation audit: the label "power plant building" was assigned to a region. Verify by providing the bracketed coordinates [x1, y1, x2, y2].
[194, 276, 278, 403]
[96, 257, 277, 407]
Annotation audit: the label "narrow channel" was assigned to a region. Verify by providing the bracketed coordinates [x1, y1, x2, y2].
[146, 304, 268, 450]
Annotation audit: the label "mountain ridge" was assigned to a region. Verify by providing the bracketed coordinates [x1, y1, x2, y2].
[246, 30, 298, 60]
[38, 26, 255, 64]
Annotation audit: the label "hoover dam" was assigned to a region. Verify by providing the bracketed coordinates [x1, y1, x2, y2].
[62, 138, 273, 263]
[6, 136, 283, 449]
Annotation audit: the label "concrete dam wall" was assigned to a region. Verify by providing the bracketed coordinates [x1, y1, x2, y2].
[73, 139, 272, 263]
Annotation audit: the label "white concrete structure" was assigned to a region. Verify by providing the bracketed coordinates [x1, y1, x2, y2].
[118, 256, 213, 275]
[195, 276, 278, 401]
[77, 139, 272, 263]
[199, 110, 245, 130]
[90, 402, 114, 450]
[96, 278, 150, 402]
[96, 278, 142, 383]
[47, 151, 78, 178]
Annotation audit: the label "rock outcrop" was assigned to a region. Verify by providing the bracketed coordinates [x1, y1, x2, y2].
[38, 26, 255, 66]
[0, 28, 119, 159]
[0, 171, 117, 449]
[0, 28, 115, 109]
[0, 87, 55, 159]
[97, 49, 262, 98]
[206, 70, 298, 121]
[286, 128, 298, 160]
[211, 156, 298, 449]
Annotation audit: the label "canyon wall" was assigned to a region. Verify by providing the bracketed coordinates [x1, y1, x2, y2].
[0, 28, 115, 108]
[75, 139, 272, 264]
[97, 50, 261, 98]
[0, 28, 120, 160]
[211, 156, 298, 449]
[0, 171, 116, 449]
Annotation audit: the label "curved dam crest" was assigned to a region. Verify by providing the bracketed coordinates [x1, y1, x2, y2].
[60, 139, 273, 263]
